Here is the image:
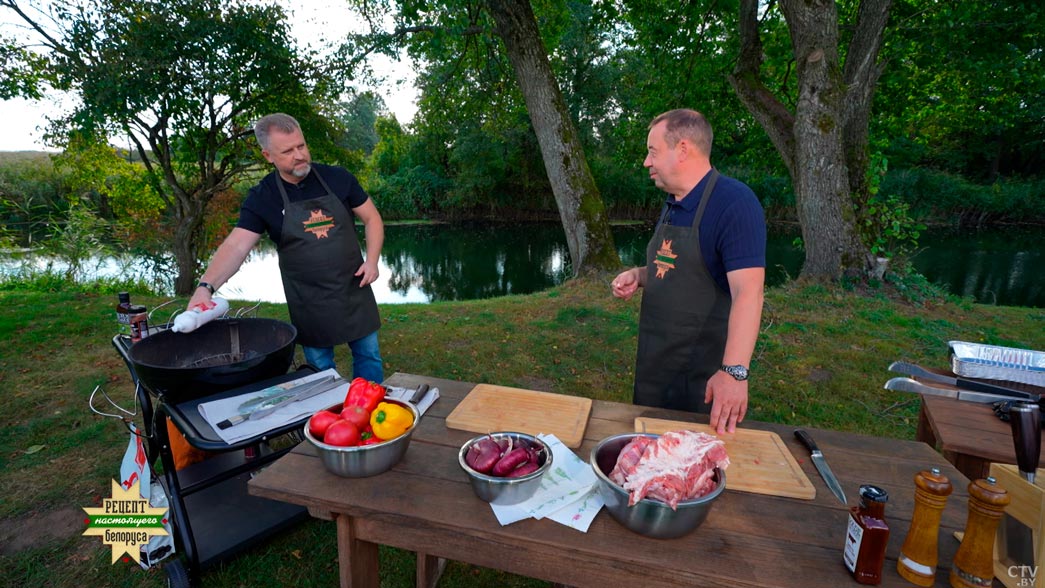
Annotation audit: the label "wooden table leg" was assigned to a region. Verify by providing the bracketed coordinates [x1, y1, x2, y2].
[916, 400, 939, 449]
[416, 553, 447, 588]
[335, 513, 379, 588]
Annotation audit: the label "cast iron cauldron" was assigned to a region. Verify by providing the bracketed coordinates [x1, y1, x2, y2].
[127, 318, 297, 401]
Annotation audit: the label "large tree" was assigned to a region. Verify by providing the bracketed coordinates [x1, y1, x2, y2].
[1, 0, 340, 294]
[485, 0, 618, 276]
[346, 0, 620, 276]
[729, 0, 892, 281]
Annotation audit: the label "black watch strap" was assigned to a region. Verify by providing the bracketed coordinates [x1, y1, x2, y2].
[197, 281, 215, 295]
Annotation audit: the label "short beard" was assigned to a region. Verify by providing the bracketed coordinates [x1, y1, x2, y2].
[291, 163, 311, 178]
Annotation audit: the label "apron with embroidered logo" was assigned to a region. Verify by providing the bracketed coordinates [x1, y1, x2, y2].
[276, 168, 380, 347]
[634, 170, 731, 413]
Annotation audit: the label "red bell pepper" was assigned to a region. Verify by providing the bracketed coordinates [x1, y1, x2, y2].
[359, 425, 382, 445]
[344, 377, 386, 413]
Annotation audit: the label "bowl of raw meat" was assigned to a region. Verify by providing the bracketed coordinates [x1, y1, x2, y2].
[590, 431, 728, 539]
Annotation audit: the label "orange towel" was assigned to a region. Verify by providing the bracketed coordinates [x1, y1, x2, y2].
[166, 418, 212, 470]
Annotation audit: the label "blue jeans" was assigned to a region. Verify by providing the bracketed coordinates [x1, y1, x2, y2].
[302, 330, 384, 383]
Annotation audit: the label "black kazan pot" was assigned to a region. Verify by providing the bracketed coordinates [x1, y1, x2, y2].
[126, 318, 297, 401]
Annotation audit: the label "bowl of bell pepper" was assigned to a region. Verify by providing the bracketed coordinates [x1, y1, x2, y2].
[303, 378, 420, 478]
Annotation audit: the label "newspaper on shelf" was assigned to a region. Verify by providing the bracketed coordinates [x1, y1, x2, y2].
[198, 369, 440, 445]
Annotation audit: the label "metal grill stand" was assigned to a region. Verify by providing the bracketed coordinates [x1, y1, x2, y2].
[111, 333, 312, 588]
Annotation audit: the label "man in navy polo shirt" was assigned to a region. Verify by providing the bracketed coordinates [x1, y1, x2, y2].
[612, 109, 766, 434]
[188, 113, 385, 382]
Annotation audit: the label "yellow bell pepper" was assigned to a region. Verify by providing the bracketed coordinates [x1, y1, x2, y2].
[370, 402, 414, 440]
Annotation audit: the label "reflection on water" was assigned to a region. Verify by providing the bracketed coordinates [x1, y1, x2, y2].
[3, 223, 1042, 308]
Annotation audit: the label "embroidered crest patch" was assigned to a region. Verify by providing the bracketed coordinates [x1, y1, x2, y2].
[654, 239, 678, 278]
[303, 209, 334, 238]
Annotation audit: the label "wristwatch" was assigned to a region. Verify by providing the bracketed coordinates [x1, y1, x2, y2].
[720, 364, 749, 381]
[197, 281, 215, 295]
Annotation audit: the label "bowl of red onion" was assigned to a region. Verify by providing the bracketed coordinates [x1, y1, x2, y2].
[458, 432, 552, 505]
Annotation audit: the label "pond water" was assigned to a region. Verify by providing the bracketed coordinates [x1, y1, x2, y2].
[4, 223, 1042, 308]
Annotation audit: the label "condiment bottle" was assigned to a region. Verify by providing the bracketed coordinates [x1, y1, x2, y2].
[129, 304, 149, 343]
[898, 467, 953, 586]
[116, 292, 133, 336]
[844, 484, 890, 585]
[950, 477, 1010, 588]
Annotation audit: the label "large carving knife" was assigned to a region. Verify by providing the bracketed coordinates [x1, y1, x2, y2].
[795, 429, 847, 505]
[884, 377, 1040, 404]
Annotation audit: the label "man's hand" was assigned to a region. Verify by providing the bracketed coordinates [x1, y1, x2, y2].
[611, 267, 642, 300]
[355, 258, 380, 287]
[705, 370, 748, 434]
[187, 288, 213, 311]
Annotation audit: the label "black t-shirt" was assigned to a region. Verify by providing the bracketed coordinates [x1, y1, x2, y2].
[237, 163, 371, 243]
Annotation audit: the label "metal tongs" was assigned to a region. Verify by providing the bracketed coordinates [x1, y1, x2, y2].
[216, 375, 344, 429]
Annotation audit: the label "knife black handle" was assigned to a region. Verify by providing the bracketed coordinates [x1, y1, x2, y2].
[958, 376, 1037, 399]
[409, 384, 430, 404]
[1011, 402, 1042, 476]
[794, 429, 819, 453]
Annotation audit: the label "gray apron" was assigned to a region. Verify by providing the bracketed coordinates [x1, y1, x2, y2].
[276, 168, 380, 347]
[634, 170, 731, 413]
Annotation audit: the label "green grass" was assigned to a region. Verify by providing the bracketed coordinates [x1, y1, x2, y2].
[1, 277, 1043, 587]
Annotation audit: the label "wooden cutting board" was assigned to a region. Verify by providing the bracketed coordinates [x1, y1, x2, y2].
[446, 384, 593, 448]
[635, 418, 816, 500]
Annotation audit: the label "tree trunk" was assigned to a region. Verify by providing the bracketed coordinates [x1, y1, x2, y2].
[730, 0, 892, 282]
[486, 0, 619, 276]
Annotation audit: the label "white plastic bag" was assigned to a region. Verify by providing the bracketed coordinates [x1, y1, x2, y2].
[119, 424, 176, 569]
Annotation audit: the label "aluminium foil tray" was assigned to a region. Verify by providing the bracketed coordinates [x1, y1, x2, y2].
[949, 340, 1045, 387]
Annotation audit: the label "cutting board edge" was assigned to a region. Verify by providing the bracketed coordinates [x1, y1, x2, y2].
[633, 417, 817, 500]
[444, 384, 593, 448]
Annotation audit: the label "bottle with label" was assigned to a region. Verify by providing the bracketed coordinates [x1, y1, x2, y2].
[116, 292, 133, 336]
[129, 304, 149, 343]
[843, 484, 890, 585]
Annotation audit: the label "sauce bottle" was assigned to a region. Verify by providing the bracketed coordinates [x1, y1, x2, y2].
[116, 292, 133, 336]
[844, 484, 890, 585]
[129, 304, 149, 343]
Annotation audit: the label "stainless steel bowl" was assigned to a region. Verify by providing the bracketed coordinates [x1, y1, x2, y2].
[590, 433, 726, 539]
[458, 432, 553, 505]
[303, 398, 419, 478]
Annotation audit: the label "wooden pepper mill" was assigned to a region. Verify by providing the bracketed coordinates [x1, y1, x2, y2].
[950, 476, 1010, 588]
[898, 467, 953, 586]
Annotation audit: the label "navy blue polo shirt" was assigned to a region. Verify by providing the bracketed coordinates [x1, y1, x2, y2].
[237, 163, 370, 244]
[656, 171, 766, 294]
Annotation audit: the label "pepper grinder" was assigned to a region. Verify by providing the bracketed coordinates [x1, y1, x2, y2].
[950, 477, 1010, 588]
[897, 467, 953, 586]
[1010, 401, 1041, 483]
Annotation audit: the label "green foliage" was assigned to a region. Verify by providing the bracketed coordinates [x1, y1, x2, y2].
[36, 205, 111, 280]
[0, 152, 65, 245]
[4, 0, 344, 293]
[876, 1, 1045, 181]
[0, 35, 46, 100]
[881, 167, 1045, 224]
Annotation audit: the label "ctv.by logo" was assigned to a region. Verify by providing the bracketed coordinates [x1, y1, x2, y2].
[1008, 565, 1039, 587]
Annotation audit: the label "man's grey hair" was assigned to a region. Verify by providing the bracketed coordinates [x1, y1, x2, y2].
[254, 113, 301, 150]
[650, 109, 713, 156]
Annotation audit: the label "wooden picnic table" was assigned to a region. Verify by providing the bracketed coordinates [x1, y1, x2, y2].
[249, 372, 979, 588]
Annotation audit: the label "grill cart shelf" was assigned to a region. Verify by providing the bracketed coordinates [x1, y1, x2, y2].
[111, 332, 313, 588]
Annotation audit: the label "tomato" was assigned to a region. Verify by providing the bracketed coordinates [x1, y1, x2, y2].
[323, 420, 361, 447]
[340, 405, 371, 430]
[308, 410, 341, 440]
